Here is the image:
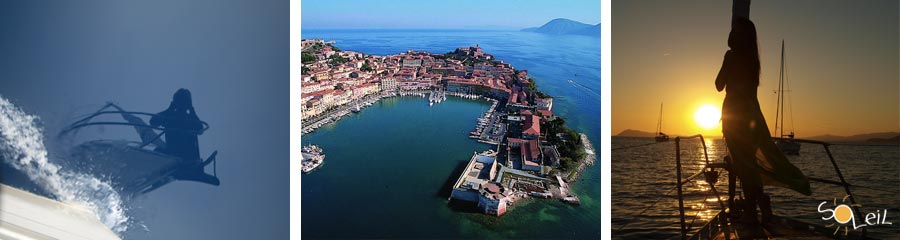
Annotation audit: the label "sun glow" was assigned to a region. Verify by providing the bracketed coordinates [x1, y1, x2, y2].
[694, 105, 721, 130]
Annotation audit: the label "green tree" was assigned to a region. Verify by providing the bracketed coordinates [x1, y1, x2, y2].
[360, 61, 374, 72]
[302, 53, 317, 64]
[329, 54, 348, 65]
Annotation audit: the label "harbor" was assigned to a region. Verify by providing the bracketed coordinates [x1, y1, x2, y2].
[300, 26, 601, 238]
[302, 89, 499, 135]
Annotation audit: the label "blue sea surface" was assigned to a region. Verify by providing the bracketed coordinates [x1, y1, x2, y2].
[301, 29, 601, 238]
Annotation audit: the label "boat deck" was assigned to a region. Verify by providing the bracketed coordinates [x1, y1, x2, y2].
[0, 184, 121, 240]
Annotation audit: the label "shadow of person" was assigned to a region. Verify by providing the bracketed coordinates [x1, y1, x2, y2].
[150, 89, 219, 186]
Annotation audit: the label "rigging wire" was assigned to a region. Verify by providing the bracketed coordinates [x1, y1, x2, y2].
[785, 45, 796, 135]
[688, 188, 714, 230]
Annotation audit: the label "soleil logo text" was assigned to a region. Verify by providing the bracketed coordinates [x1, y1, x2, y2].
[817, 195, 892, 235]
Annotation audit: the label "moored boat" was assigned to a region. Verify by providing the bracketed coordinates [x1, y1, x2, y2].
[655, 103, 670, 142]
[773, 41, 801, 155]
[301, 145, 325, 173]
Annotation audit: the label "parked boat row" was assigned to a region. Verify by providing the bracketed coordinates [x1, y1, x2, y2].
[351, 96, 379, 113]
[302, 107, 352, 135]
[447, 91, 488, 100]
[303, 94, 384, 135]
[468, 99, 502, 144]
[428, 90, 447, 106]
[396, 90, 427, 97]
[301, 145, 325, 173]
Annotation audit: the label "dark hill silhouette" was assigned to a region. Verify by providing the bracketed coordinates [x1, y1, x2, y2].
[806, 132, 900, 143]
[616, 129, 656, 138]
[522, 18, 599, 37]
[866, 135, 900, 144]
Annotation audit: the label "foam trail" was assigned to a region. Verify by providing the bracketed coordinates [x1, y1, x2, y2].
[567, 79, 601, 98]
[0, 96, 130, 233]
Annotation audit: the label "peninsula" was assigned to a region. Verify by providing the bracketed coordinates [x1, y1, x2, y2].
[300, 39, 595, 216]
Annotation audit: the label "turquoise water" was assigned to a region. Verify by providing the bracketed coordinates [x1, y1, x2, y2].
[301, 30, 601, 238]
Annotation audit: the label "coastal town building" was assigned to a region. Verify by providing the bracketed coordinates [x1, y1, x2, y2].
[449, 151, 509, 216]
[535, 97, 553, 111]
[380, 77, 398, 92]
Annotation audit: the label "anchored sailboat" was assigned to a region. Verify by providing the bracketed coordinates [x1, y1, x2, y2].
[655, 102, 669, 142]
[773, 40, 801, 155]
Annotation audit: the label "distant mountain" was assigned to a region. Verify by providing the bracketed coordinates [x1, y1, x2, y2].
[806, 132, 900, 143]
[615, 129, 724, 139]
[616, 129, 656, 138]
[867, 135, 900, 144]
[569, 23, 600, 36]
[522, 18, 600, 37]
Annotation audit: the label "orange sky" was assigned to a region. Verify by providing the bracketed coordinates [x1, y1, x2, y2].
[612, 0, 899, 137]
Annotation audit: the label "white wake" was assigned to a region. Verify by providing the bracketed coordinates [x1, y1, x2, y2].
[0, 96, 130, 233]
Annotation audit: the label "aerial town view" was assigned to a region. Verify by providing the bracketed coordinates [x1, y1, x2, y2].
[301, 40, 596, 211]
[300, 0, 600, 238]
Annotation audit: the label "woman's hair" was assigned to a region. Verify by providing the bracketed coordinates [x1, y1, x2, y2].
[172, 88, 193, 110]
[729, 17, 761, 86]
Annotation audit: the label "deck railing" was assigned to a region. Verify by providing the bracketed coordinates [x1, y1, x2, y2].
[674, 135, 729, 240]
[676, 135, 869, 239]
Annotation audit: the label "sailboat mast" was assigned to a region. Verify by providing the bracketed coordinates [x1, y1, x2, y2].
[774, 40, 785, 137]
[657, 103, 663, 134]
[779, 40, 785, 137]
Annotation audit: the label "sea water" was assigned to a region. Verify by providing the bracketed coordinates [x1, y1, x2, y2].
[612, 137, 900, 239]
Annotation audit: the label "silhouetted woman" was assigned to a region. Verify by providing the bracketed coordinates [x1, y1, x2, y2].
[150, 88, 203, 164]
[716, 17, 811, 225]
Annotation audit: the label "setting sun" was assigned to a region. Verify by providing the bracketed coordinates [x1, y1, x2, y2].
[694, 105, 721, 130]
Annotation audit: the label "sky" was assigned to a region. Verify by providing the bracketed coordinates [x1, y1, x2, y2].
[301, 0, 601, 29]
[612, 0, 899, 137]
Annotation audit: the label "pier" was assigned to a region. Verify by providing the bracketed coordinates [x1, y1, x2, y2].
[468, 98, 503, 145]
